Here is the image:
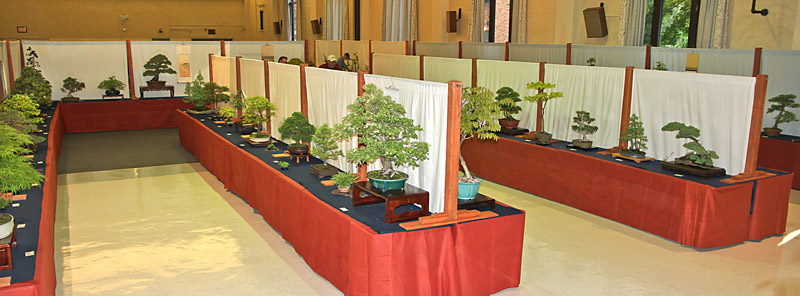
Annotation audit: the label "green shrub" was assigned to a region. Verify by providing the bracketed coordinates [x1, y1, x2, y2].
[1, 94, 43, 124]
[11, 67, 52, 108]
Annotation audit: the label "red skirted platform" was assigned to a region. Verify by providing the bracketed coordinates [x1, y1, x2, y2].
[176, 110, 525, 295]
[58, 99, 192, 133]
[758, 136, 800, 190]
[461, 136, 793, 249]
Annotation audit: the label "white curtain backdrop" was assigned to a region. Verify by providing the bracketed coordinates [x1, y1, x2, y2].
[211, 56, 234, 92]
[371, 41, 407, 55]
[570, 45, 646, 68]
[509, 43, 568, 64]
[268, 62, 302, 136]
[423, 56, 472, 85]
[131, 41, 220, 96]
[364, 74, 448, 213]
[697, 0, 730, 49]
[384, 0, 412, 41]
[25, 41, 129, 100]
[650, 47, 753, 76]
[468, 0, 484, 42]
[761, 50, 800, 136]
[462, 42, 505, 60]
[239, 58, 266, 98]
[415, 42, 459, 58]
[228, 41, 305, 61]
[543, 64, 626, 148]
[326, 0, 347, 40]
[631, 69, 755, 175]
[618, 0, 647, 46]
[510, 0, 528, 43]
[315, 40, 341, 66]
[372, 53, 420, 80]
[341, 40, 370, 66]
[476, 60, 540, 131]
[305, 67, 359, 172]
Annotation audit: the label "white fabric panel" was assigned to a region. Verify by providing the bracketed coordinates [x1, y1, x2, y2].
[462, 42, 506, 60]
[26, 41, 129, 100]
[230, 41, 306, 61]
[509, 43, 568, 64]
[372, 54, 420, 80]
[315, 40, 341, 65]
[267, 63, 302, 136]
[543, 64, 625, 148]
[131, 41, 220, 97]
[341, 40, 370, 64]
[9, 41, 22, 79]
[371, 41, 407, 55]
[211, 56, 233, 91]
[415, 42, 459, 58]
[305, 67, 359, 172]
[476, 60, 540, 131]
[364, 74, 448, 213]
[650, 47, 754, 76]
[631, 69, 755, 175]
[570, 45, 646, 68]
[761, 50, 800, 136]
[239, 58, 266, 98]
[423, 56, 471, 85]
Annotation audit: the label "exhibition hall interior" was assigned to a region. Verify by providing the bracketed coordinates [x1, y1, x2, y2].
[1, 0, 799, 295]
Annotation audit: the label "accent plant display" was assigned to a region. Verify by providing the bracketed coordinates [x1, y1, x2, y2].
[661, 122, 719, 167]
[764, 94, 799, 136]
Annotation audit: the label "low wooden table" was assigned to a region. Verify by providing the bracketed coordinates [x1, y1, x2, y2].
[102, 94, 124, 100]
[139, 85, 175, 98]
[458, 193, 495, 210]
[0, 230, 17, 271]
[352, 181, 430, 224]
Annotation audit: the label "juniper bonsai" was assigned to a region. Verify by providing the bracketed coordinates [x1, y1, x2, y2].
[460, 86, 502, 182]
[311, 123, 342, 169]
[98, 76, 126, 91]
[279, 112, 315, 147]
[61, 77, 86, 98]
[143, 54, 177, 82]
[11, 66, 52, 108]
[183, 73, 231, 111]
[661, 122, 719, 167]
[654, 61, 668, 71]
[495, 86, 522, 121]
[620, 114, 647, 153]
[587, 57, 596, 66]
[766, 94, 799, 130]
[571, 110, 598, 142]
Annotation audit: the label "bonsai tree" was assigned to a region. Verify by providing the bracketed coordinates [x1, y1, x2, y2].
[661, 122, 719, 167]
[0, 123, 43, 194]
[239, 95, 277, 132]
[183, 73, 231, 113]
[143, 53, 177, 83]
[571, 110, 598, 148]
[98, 76, 126, 95]
[218, 107, 236, 123]
[524, 81, 564, 143]
[0, 110, 45, 145]
[1, 94, 43, 124]
[61, 77, 86, 102]
[654, 61, 668, 71]
[333, 84, 429, 182]
[764, 94, 799, 136]
[460, 87, 502, 187]
[279, 112, 316, 149]
[265, 143, 278, 151]
[619, 114, 648, 157]
[11, 66, 52, 108]
[331, 172, 357, 192]
[26, 47, 40, 68]
[587, 57, 596, 66]
[311, 123, 342, 170]
[495, 86, 522, 128]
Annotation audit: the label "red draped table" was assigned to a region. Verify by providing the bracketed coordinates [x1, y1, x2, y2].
[758, 135, 800, 190]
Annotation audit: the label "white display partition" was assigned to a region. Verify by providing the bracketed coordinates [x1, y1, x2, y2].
[210, 55, 237, 109]
[423, 56, 472, 85]
[372, 53, 420, 80]
[267, 62, 302, 137]
[342, 40, 370, 65]
[631, 69, 756, 175]
[476, 60, 540, 131]
[131, 41, 220, 97]
[239, 58, 266, 97]
[364, 74, 448, 213]
[9, 41, 22, 80]
[650, 47, 754, 76]
[509, 43, 568, 64]
[462, 42, 505, 60]
[761, 50, 800, 136]
[305, 68, 359, 172]
[315, 40, 341, 65]
[26, 41, 129, 100]
[415, 42, 459, 58]
[543, 64, 626, 148]
[571, 45, 646, 68]
[229, 41, 305, 61]
[371, 41, 407, 55]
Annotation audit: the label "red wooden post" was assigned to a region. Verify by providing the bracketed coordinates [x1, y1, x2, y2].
[619, 66, 635, 149]
[753, 47, 763, 77]
[419, 55, 425, 80]
[471, 58, 478, 88]
[405, 40, 409, 55]
[369, 52, 374, 74]
[722, 74, 775, 183]
[645, 45, 652, 69]
[505, 42, 510, 61]
[17, 40, 23, 69]
[299, 65, 308, 117]
[566, 43, 572, 65]
[264, 60, 271, 132]
[535, 62, 546, 132]
[125, 41, 138, 100]
[413, 40, 417, 56]
[221, 40, 226, 56]
[340, 40, 343, 56]
[208, 53, 215, 82]
[304, 40, 310, 64]
[6, 40, 15, 89]
[443, 81, 463, 221]
[458, 41, 463, 59]
[356, 71, 367, 181]
[234, 56, 242, 114]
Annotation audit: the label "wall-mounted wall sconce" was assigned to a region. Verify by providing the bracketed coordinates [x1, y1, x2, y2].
[751, 0, 768, 16]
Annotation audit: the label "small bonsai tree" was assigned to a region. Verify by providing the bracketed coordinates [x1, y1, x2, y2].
[265, 143, 277, 151]
[654, 61, 668, 71]
[765, 94, 799, 132]
[143, 53, 177, 82]
[26, 47, 40, 68]
[333, 84, 429, 180]
[620, 114, 648, 154]
[587, 57, 596, 66]
[218, 107, 236, 122]
[61, 77, 86, 98]
[311, 123, 342, 169]
[183, 73, 231, 112]
[0, 123, 44, 194]
[279, 112, 316, 148]
[661, 122, 719, 167]
[1, 94, 43, 124]
[495, 86, 522, 122]
[239, 95, 277, 132]
[460, 87, 502, 182]
[98, 76, 126, 92]
[571, 110, 598, 142]
[11, 67, 52, 108]
[524, 81, 563, 139]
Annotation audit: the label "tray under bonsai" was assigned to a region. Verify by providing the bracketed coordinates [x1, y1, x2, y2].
[611, 153, 654, 163]
[566, 144, 599, 151]
[245, 138, 274, 147]
[500, 127, 529, 136]
[311, 164, 339, 178]
[661, 161, 726, 178]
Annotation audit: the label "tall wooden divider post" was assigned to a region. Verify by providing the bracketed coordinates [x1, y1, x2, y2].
[220, 40, 226, 56]
[722, 74, 775, 183]
[299, 65, 308, 117]
[419, 55, 425, 81]
[645, 45, 652, 69]
[598, 66, 635, 155]
[752, 47, 763, 77]
[263, 60, 271, 132]
[125, 41, 138, 100]
[458, 41, 463, 59]
[234, 56, 242, 115]
[208, 54, 215, 82]
[356, 71, 368, 182]
[5, 40, 15, 89]
[566, 43, 572, 65]
[471, 58, 478, 88]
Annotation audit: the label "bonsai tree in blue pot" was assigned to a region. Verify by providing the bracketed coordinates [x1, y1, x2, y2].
[459, 86, 502, 199]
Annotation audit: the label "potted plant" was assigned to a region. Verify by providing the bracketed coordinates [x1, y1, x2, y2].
[0, 123, 44, 196]
[183, 73, 231, 114]
[0, 110, 45, 153]
[143, 53, 177, 87]
[587, 57, 596, 66]
[265, 143, 278, 151]
[496, 86, 522, 129]
[0, 213, 13, 239]
[239, 95, 277, 135]
[331, 172, 357, 193]
[619, 114, 648, 158]
[654, 61, 668, 71]
[661, 122, 724, 177]
[459, 86, 502, 199]
[524, 81, 564, 144]
[60, 77, 86, 103]
[763, 94, 799, 137]
[571, 110, 598, 149]
[279, 112, 316, 155]
[1, 94, 44, 125]
[310, 123, 342, 177]
[279, 161, 290, 170]
[333, 84, 429, 191]
[11, 67, 52, 109]
[218, 106, 236, 127]
[98, 76, 126, 96]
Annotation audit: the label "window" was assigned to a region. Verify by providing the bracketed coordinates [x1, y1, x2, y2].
[644, 0, 700, 47]
[483, 0, 511, 43]
[288, 0, 298, 41]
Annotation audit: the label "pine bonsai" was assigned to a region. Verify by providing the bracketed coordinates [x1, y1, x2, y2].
[61, 77, 86, 98]
[311, 123, 342, 169]
[98, 76, 126, 92]
[765, 94, 799, 133]
[661, 122, 719, 167]
[620, 114, 648, 155]
[333, 84, 429, 180]
[1, 94, 43, 124]
[279, 112, 315, 148]
[495, 86, 522, 122]
[183, 73, 231, 112]
[26, 47, 40, 68]
[460, 86, 502, 183]
[11, 66, 52, 108]
[239, 95, 277, 132]
[571, 110, 598, 142]
[143, 54, 177, 82]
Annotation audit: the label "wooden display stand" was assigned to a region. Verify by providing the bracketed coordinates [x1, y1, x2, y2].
[0, 230, 17, 271]
[101, 94, 124, 100]
[139, 85, 175, 98]
[458, 193, 496, 210]
[288, 151, 310, 163]
[611, 153, 654, 163]
[352, 181, 430, 224]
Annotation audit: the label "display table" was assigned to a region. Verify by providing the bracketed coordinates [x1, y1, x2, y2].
[57, 98, 192, 133]
[461, 134, 793, 249]
[176, 110, 525, 295]
[758, 134, 800, 189]
[139, 85, 174, 98]
[351, 181, 430, 224]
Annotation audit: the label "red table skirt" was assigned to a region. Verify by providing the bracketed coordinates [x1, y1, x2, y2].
[461, 137, 792, 249]
[758, 137, 800, 190]
[58, 99, 192, 133]
[177, 110, 525, 295]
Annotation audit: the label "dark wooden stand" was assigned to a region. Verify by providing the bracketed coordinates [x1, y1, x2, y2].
[288, 151, 310, 163]
[662, 161, 726, 178]
[500, 127, 528, 136]
[352, 181, 430, 224]
[457, 193, 495, 210]
[139, 85, 175, 98]
[0, 230, 18, 271]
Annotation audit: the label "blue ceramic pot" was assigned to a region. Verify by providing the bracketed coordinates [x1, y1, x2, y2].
[458, 180, 482, 199]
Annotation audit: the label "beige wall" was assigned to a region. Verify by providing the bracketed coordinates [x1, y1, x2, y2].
[729, 0, 798, 49]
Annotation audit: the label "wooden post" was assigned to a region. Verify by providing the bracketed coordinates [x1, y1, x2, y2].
[0, 61, 5, 98]
[339, 40, 343, 56]
[405, 40, 409, 55]
[17, 40, 23, 69]
[304, 40, 309, 64]
[369, 51, 374, 74]
[505, 42, 510, 61]
[566, 43, 572, 65]
[458, 41, 463, 59]
[356, 71, 367, 182]
[413, 40, 417, 56]
[264, 60, 271, 133]
[419, 55, 425, 80]
[471, 58, 478, 88]
[300, 65, 308, 117]
[645, 45, 652, 69]
[235, 56, 242, 115]
[722, 74, 775, 183]
[208, 54, 215, 82]
[221, 40, 226, 56]
[125, 41, 138, 100]
[535, 62, 546, 133]
[6, 40, 16, 89]
[753, 47, 762, 77]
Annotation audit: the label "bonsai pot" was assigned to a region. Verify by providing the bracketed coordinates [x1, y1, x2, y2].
[368, 171, 408, 191]
[310, 164, 338, 178]
[498, 119, 520, 129]
[105, 89, 121, 96]
[662, 158, 726, 178]
[61, 96, 80, 103]
[535, 131, 552, 144]
[338, 186, 351, 193]
[249, 135, 272, 143]
[147, 80, 167, 88]
[620, 149, 646, 159]
[572, 139, 593, 149]
[0, 214, 14, 239]
[287, 144, 310, 155]
[458, 179, 482, 200]
[763, 128, 782, 137]
[186, 108, 215, 115]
